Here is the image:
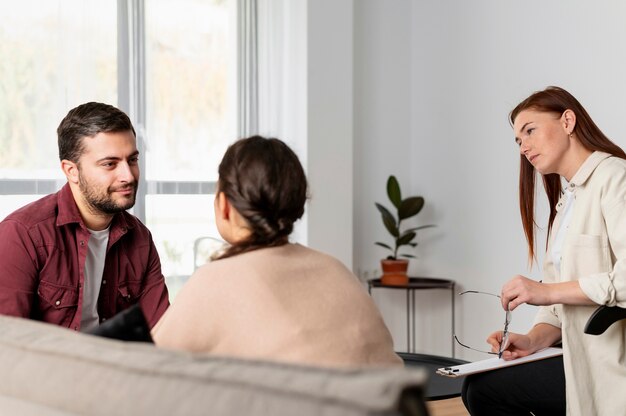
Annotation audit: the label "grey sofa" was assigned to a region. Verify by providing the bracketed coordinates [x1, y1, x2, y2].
[0, 316, 429, 415]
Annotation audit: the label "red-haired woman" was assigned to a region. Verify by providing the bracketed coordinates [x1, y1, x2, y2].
[463, 86, 626, 416]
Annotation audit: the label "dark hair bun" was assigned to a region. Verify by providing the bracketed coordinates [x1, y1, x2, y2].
[217, 136, 308, 258]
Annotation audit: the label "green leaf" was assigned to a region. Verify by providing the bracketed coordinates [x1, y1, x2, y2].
[375, 242, 393, 250]
[396, 231, 416, 246]
[399, 197, 424, 220]
[414, 224, 436, 230]
[387, 176, 401, 209]
[403, 225, 436, 234]
[400, 254, 416, 259]
[375, 203, 399, 237]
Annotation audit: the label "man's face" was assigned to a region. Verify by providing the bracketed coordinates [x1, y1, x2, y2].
[76, 131, 140, 215]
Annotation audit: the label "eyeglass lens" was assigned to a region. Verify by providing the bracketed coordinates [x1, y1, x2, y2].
[454, 290, 513, 356]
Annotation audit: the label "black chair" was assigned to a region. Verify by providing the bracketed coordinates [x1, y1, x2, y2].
[584, 305, 626, 335]
[399, 352, 469, 401]
[87, 303, 153, 343]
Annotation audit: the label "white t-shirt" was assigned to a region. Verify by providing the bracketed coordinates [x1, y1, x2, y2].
[551, 186, 575, 274]
[80, 227, 110, 331]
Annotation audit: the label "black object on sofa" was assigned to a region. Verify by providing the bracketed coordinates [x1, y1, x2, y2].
[87, 303, 153, 343]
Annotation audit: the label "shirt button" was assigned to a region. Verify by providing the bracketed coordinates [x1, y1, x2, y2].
[102, 280, 106, 285]
[569, 183, 575, 188]
[80, 241, 85, 246]
[55, 300, 61, 306]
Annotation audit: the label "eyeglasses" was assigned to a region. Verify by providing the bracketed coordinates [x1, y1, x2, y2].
[454, 290, 512, 357]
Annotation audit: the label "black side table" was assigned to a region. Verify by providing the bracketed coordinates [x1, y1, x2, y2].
[368, 277, 456, 357]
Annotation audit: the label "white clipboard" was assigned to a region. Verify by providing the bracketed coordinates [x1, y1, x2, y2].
[436, 347, 563, 378]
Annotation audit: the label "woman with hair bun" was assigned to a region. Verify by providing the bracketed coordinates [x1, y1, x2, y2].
[153, 136, 401, 368]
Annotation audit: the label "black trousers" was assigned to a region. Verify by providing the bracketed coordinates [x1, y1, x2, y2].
[461, 356, 566, 416]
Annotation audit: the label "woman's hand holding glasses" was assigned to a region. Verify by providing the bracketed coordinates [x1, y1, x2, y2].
[501, 274, 551, 311]
[456, 277, 560, 359]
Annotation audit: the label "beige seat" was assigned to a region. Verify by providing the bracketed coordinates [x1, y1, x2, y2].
[0, 315, 430, 416]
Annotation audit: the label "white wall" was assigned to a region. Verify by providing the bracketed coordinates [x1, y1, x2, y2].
[306, 0, 354, 266]
[257, 0, 354, 267]
[354, 0, 440, 354]
[353, 0, 626, 360]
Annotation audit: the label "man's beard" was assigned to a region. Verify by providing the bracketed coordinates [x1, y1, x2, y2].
[78, 174, 137, 215]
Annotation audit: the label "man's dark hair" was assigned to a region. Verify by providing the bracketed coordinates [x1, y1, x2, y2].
[57, 102, 136, 162]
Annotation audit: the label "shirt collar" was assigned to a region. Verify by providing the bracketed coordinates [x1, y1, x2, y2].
[566, 151, 612, 191]
[56, 183, 83, 227]
[555, 151, 611, 212]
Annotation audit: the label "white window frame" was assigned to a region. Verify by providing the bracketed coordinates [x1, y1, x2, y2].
[0, 0, 243, 223]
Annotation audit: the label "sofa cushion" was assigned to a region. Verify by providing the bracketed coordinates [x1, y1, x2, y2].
[0, 395, 74, 415]
[0, 316, 427, 416]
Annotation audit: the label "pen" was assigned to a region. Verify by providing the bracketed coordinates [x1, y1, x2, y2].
[498, 306, 511, 359]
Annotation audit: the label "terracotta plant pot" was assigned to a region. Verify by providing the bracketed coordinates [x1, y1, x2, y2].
[380, 259, 409, 286]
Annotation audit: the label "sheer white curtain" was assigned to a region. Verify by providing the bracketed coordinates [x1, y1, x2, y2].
[256, 0, 308, 243]
[257, 0, 306, 152]
[238, 0, 258, 137]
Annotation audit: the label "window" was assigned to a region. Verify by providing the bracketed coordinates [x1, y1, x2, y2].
[0, 0, 117, 208]
[143, 0, 236, 294]
[0, 0, 236, 300]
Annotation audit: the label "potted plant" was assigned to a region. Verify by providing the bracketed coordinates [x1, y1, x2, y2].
[375, 175, 434, 285]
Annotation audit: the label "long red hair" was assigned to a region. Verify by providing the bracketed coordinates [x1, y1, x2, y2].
[510, 86, 626, 263]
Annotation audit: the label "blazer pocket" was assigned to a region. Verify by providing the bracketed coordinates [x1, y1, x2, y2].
[566, 234, 610, 277]
[570, 234, 607, 248]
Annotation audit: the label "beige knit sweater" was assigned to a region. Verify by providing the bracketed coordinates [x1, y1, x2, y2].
[152, 243, 402, 368]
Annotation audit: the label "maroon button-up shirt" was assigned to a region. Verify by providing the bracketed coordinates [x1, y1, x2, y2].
[0, 184, 169, 330]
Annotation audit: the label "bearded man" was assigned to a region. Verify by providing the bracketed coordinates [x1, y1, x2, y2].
[0, 102, 169, 330]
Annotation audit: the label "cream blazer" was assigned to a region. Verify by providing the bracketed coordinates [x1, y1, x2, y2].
[153, 243, 402, 368]
[534, 151, 626, 416]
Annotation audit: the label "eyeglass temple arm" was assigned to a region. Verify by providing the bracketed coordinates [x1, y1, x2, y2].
[458, 290, 501, 298]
